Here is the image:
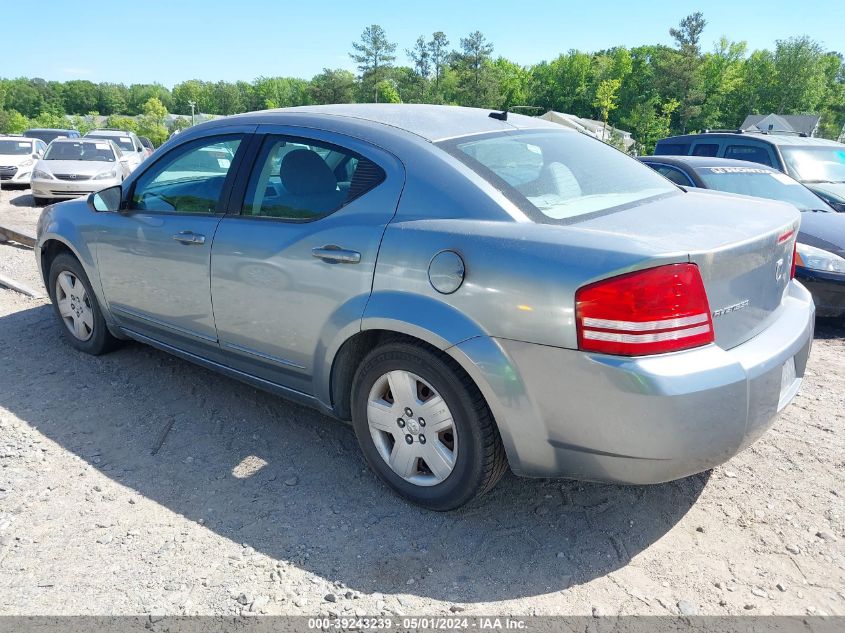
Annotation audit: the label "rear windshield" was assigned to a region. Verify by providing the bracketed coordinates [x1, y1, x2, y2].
[440, 130, 677, 222]
[0, 140, 33, 155]
[45, 141, 116, 162]
[654, 141, 691, 155]
[88, 134, 134, 152]
[695, 166, 831, 212]
[781, 146, 845, 183]
[24, 130, 72, 143]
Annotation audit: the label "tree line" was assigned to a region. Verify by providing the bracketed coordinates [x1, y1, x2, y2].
[1, 13, 842, 152]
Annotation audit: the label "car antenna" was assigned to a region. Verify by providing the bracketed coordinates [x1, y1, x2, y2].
[489, 110, 508, 121]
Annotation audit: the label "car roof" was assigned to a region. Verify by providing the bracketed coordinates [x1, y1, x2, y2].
[51, 137, 114, 144]
[658, 132, 843, 148]
[641, 156, 779, 171]
[220, 104, 566, 143]
[0, 136, 35, 142]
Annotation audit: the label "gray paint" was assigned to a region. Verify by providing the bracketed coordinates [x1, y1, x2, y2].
[35, 105, 816, 483]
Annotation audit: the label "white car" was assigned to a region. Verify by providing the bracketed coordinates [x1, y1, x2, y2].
[84, 129, 147, 172]
[0, 136, 47, 187]
[30, 138, 132, 204]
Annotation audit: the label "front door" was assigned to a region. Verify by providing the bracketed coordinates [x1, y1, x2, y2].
[210, 129, 404, 395]
[97, 134, 246, 355]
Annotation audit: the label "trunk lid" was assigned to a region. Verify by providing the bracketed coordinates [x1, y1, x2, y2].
[571, 189, 800, 350]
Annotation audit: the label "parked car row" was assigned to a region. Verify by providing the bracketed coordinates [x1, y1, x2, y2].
[0, 127, 151, 202]
[644, 133, 845, 319]
[35, 104, 815, 509]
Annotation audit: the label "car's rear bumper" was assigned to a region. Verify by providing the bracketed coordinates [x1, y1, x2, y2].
[796, 266, 845, 318]
[451, 281, 815, 482]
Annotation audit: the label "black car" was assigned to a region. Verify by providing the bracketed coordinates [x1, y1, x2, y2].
[23, 128, 81, 144]
[641, 156, 845, 319]
[654, 131, 845, 212]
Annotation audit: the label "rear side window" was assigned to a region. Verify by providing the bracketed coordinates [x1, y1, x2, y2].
[242, 135, 385, 221]
[441, 130, 677, 222]
[692, 144, 719, 157]
[654, 142, 691, 155]
[724, 145, 773, 167]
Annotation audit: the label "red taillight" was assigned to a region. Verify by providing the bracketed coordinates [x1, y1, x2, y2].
[576, 263, 715, 356]
[791, 241, 798, 279]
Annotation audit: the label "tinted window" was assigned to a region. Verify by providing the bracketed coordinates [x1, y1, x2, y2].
[692, 144, 719, 157]
[724, 145, 773, 167]
[441, 130, 677, 222]
[695, 166, 831, 211]
[242, 135, 385, 220]
[654, 142, 691, 155]
[653, 165, 692, 186]
[130, 137, 242, 214]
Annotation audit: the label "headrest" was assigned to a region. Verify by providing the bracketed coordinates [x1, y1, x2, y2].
[280, 149, 337, 195]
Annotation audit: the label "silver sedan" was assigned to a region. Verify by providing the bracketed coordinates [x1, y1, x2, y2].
[31, 138, 132, 204]
[34, 105, 814, 510]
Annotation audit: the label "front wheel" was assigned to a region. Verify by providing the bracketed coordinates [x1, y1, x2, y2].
[48, 253, 119, 355]
[351, 341, 507, 510]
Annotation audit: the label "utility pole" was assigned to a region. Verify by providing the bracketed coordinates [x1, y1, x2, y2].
[188, 100, 196, 126]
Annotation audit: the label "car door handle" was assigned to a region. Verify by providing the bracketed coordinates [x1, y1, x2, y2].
[311, 245, 361, 264]
[172, 231, 206, 245]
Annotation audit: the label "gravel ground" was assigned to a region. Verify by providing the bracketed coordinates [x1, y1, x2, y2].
[0, 187, 843, 617]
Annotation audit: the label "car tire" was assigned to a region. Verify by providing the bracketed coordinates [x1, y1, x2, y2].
[48, 252, 120, 355]
[33, 196, 49, 206]
[351, 340, 508, 510]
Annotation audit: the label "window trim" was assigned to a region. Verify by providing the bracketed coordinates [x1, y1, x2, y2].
[231, 132, 387, 224]
[124, 133, 248, 217]
[646, 162, 695, 187]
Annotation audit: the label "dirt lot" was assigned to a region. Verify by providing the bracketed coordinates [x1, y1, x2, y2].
[0, 187, 843, 617]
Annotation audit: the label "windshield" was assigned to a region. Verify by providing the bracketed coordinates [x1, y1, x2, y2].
[781, 146, 845, 183]
[88, 134, 134, 152]
[0, 140, 34, 155]
[440, 130, 677, 222]
[44, 141, 116, 162]
[695, 166, 831, 212]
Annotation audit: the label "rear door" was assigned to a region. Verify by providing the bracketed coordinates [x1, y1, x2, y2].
[210, 127, 404, 394]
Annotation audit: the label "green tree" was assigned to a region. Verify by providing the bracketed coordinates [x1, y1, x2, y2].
[350, 24, 397, 101]
[62, 80, 99, 114]
[0, 109, 30, 134]
[309, 69, 357, 104]
[97, 83, 129, 115]
[427, 31, 450, 100]
[594, 78, 622, 133]
[136, 97, 168, 146]
[453, 31, 499, 108]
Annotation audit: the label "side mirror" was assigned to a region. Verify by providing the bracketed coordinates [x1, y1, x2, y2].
[88, 185, 123, 213]
[138, 146, 144, 153]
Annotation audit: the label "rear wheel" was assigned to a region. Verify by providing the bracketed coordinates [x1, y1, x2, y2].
[48, 253, 119, 355]
[351, 341, 507, 510]
[33, 196, 49, 206]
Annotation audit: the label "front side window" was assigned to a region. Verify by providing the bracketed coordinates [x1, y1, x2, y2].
[130, 137, 242, 214]
[242, 135, 385, 221]
[654, 165, 693, 186]
[724, 145, 773, 167]
[781, 146, 845, 183]
[441, 130, 677, 222]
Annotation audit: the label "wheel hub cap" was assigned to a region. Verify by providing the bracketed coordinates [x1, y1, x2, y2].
[55, 271, 94, 342]
[366, 370, 458, 487]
